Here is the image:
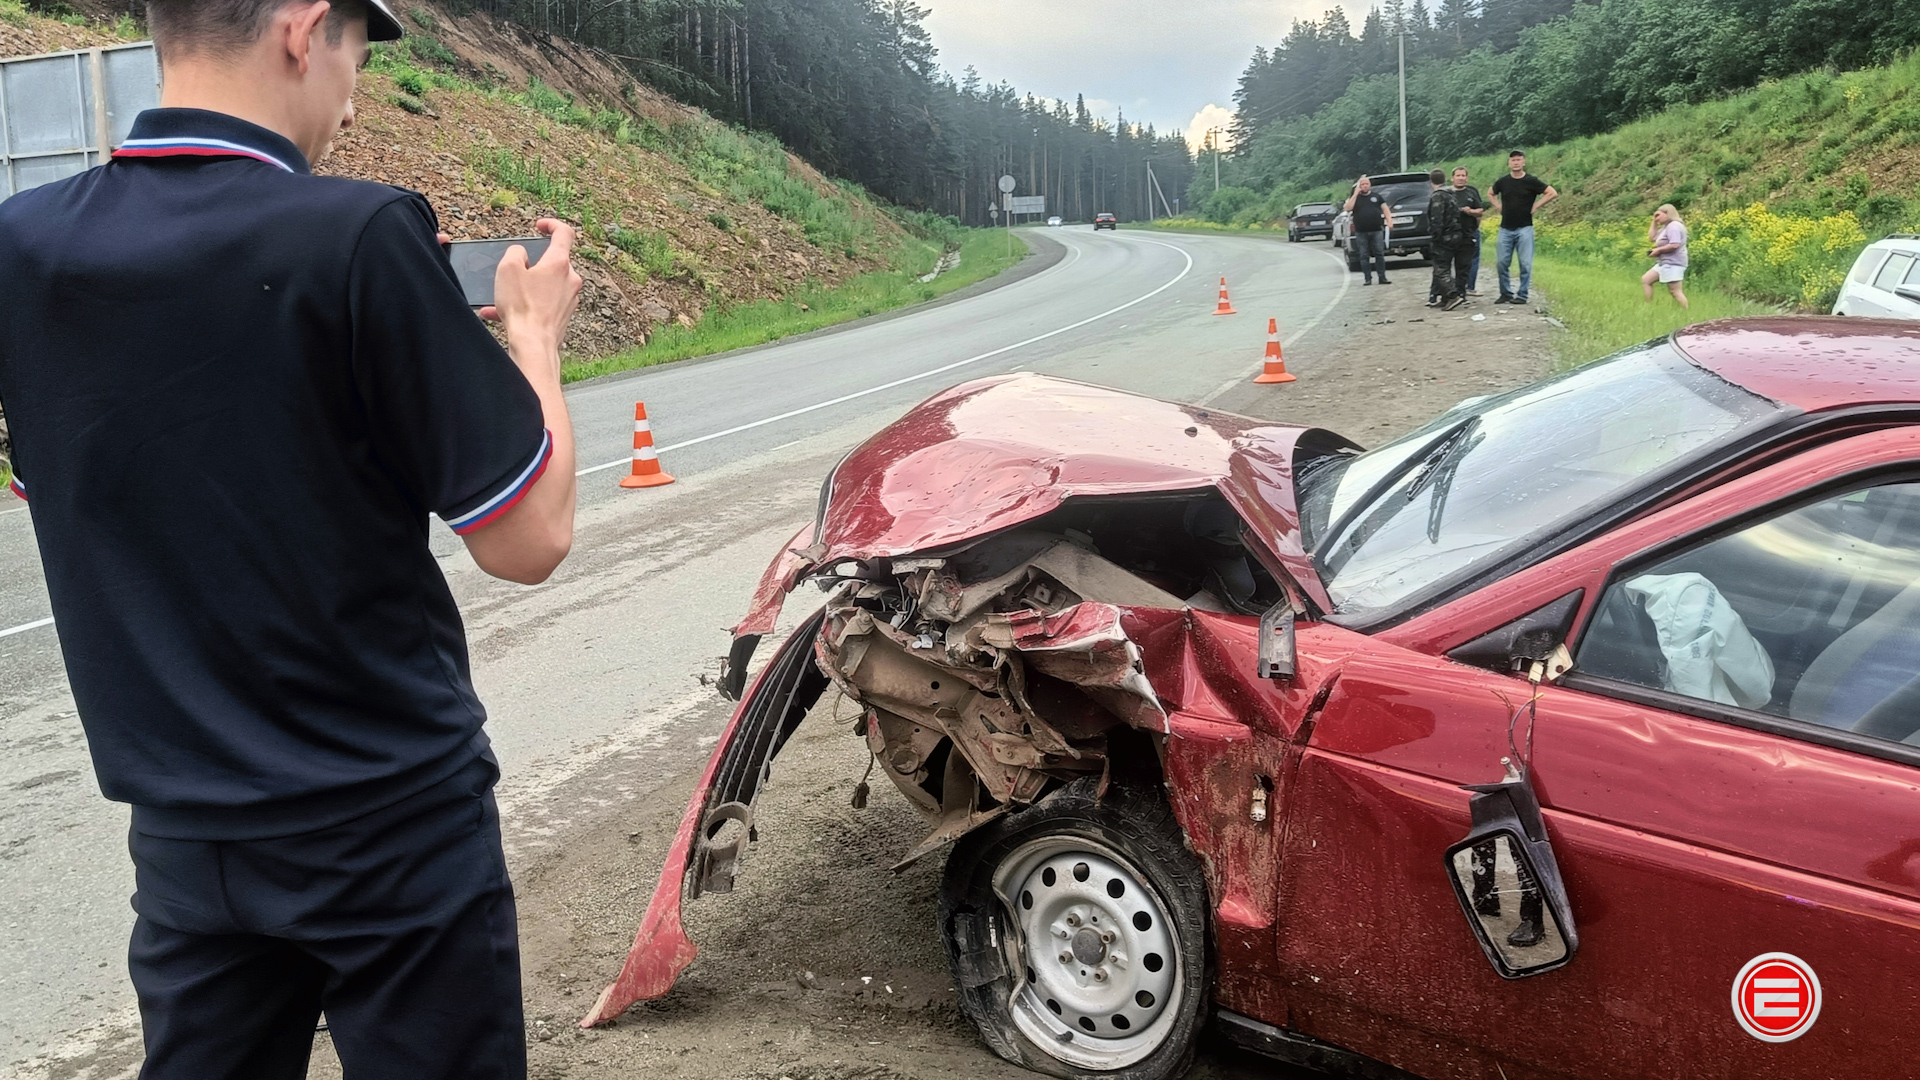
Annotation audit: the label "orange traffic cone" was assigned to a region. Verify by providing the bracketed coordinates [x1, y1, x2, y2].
[618, 402, 675, 488]
[1212, 277, 1237, 316]
[1255, 318, 1296, 384]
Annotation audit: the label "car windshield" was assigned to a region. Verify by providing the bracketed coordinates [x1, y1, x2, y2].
[1378, 183, 1429, 211]
[1296, 341, 1788, 618]
[1300, 204, 1333, 214]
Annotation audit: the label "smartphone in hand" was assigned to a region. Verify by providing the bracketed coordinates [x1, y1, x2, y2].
[448, 236, 553, 308]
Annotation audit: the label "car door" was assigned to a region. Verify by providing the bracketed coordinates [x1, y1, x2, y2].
[1269, 427, 1920, 1080]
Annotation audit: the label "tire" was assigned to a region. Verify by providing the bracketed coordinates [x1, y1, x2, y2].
[1347, 250, 1361, 273]
[939, 780, 1210, 1080]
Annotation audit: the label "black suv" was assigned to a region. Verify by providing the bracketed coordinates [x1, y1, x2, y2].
[1093, 212, 1118, 231]
[1287, 202, 1337, 242]
[1334, 172, 1436, 269]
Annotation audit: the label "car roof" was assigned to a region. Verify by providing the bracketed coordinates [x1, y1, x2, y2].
[1673, 317, 1920, 411]
[1366, 173, 1428, 186]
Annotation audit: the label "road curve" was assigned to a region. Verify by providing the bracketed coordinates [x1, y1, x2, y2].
[0, 225, 1350, 1072]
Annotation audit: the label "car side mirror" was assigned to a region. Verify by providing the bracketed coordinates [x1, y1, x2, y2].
[1896, 285, 1920, 305]
[1447, 590, 1582, 676]
[1257, 599, 1296, 681]
[1443, 772, 1578, 979]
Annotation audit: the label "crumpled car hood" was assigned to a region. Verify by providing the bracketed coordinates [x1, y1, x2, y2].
[810, 374, 1350, 612]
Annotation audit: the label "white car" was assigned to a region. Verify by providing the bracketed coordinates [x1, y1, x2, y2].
[1834, 234, 1920, 317]
[1046, 216, 1063, 227]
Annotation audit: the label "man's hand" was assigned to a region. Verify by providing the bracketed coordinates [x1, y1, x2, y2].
[483, 219, 584, 375]
[461, 218, 583, 585]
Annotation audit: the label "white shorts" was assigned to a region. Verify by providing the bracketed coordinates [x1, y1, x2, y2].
[1657, 265, 1686, 283]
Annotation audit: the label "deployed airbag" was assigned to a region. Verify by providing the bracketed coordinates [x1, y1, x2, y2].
[1622, 572, 1775, 710]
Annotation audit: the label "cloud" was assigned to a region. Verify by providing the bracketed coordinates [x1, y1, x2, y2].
[1184, 105, 1236, 154]
[921, 0, 1329, 136]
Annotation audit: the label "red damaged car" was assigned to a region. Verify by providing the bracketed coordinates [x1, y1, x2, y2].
[586, 318, 1920, 1080]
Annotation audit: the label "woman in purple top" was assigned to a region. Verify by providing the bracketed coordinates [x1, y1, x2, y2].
[1642, 203, 1689, 309]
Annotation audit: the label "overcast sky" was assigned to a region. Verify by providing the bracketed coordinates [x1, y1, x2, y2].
[919, 0, 1337, 150]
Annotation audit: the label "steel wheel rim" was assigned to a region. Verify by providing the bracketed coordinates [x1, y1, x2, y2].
[992, 835, 1184, 1070]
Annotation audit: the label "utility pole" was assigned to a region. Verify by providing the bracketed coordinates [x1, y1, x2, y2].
[1397, 27, 1409, 171]
[1207, 127, 1222, 193]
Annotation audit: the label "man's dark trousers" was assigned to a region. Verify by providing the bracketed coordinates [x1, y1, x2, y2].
[1355, 229, 1388, 282]
[1430, 240, 1456, 302]
[1431, 240, 1472, 303]
[1450, 241, 1474, 301]
[128, 757, 525, 1080]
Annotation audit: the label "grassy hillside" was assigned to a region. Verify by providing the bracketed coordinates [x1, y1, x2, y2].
[1193, 54, 1920, 314]
[1159, 53, 1920, 366]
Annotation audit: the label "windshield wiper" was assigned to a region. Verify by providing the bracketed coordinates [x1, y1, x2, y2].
[1423, 428, 1485, 543]
[1313, 417, 1477, 576]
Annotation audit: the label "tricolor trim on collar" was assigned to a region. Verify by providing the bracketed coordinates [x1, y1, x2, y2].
[7, 474, 25, 502]
[113, 137, 297, 173]
[446, 430, 553, 535]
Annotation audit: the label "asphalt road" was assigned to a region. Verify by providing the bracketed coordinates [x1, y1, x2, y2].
[0, 225, 1356, 1075]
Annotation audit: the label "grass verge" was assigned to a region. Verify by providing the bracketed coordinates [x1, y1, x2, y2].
[561, 229, 1027, 382]
[1534, 253, 1770, 369]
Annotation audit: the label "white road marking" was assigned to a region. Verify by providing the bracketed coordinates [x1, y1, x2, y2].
[1197, 244, 1353, 407]
[0, 615, 53, 638]
[576, 233, 1197, 477]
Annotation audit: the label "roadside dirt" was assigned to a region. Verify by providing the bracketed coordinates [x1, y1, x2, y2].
[1209, 252, 1561, 440]
[300, 258, 1559, 1080]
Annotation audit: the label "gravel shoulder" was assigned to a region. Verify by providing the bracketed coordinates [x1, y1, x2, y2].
[309, 259, 1560, 1080]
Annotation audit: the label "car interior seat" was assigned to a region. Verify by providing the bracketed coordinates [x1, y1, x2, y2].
[1790, 577, 1920, 741]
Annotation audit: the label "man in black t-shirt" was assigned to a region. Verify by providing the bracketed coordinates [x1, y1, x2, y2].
[1343, 174, 1395, 285]
[0, 1, 581, 1075]
[1451, 167, 1486, 295]
[1488, 150, 1558, 304]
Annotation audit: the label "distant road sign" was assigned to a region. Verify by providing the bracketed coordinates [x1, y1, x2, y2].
[997, 174, 1017, 194]
[1005, 195, 1046, 215]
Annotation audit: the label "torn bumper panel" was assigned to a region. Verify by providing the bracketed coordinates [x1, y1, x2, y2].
[580, 610, 827, 1026]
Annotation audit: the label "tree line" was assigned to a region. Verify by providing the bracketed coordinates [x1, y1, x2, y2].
[440, 0, 1197, 225]
[1223, 0, 1920, 208]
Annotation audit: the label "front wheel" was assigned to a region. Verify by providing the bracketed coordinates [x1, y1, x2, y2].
[939, 780, 1211, 1080]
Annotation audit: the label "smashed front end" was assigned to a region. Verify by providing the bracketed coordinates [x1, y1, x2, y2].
[583, 375, 1351, 1026]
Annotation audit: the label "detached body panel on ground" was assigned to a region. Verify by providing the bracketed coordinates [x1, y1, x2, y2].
[591, 322, 1920, 1080]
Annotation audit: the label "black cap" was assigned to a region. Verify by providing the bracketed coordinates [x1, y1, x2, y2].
[366, 0, 403, 41]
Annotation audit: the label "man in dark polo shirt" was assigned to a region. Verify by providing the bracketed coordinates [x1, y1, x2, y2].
[1343, 174, 1394, 285]
[0, 1, 581, 1076]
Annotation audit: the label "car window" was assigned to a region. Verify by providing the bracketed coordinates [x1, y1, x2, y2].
[1852, 250, 1889, 284]
[1903, 258, 1920, 286]
[1873, 253, 1914, 291]
[1298, 341, 1786, 618]
[1577, 481, 1920, 745]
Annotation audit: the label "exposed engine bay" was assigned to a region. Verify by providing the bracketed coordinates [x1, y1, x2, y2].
[813, 492, 1286, 866]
